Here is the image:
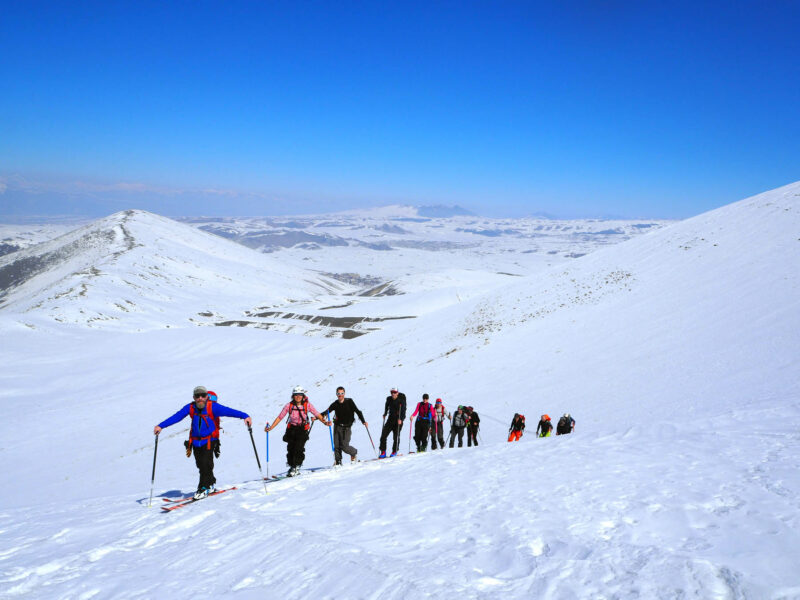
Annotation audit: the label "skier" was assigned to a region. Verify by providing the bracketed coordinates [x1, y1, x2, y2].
[536, 414, 553, 437]
[466, 406, 480, 446]
[430, 398, 450, 450]
[265, 386, 331, 476]
[323, 386, 367, 465]
[449, 405, 467, 448]
[556, 413, 576, 435]
[508, 413, 525, 442]
[154, 386, 252, 499]
[410, 394, 434, 452]
[379, 387, 407, 458]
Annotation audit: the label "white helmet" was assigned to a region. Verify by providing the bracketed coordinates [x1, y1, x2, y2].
[564, 413, 570, 418]
[292, 385, 305, 395]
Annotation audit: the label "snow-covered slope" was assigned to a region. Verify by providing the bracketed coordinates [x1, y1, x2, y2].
[0, 210, 349, 330]
[0, 183, 798, 598]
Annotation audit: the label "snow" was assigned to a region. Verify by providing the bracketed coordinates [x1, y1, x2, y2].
[1, 182, 799, 598]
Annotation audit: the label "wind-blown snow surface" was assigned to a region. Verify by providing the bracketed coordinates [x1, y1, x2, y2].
[1, 183, 800, 598]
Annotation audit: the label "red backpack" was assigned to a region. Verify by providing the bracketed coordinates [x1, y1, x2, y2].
[188, 390, 220, 448]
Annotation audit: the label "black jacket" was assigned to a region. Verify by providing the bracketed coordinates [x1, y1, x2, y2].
[325, 398, 366, 427]
[383, 393, 407, 420]
[510, 415, 525, 432]
[556, 416, 575, 435]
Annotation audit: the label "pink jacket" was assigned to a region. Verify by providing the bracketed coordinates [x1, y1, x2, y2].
[277, 400, 323, 426]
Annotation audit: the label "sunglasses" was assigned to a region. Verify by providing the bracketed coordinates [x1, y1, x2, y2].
[337, 392, 345, 396]
[193, 393, 208, 399]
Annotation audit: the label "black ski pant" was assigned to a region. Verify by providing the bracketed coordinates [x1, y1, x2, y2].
[414, 419, 431, 451]
[379, 419, 403, 454]
[193, 445, 216, 490]
[467, 426, 479, 446]
[449, 426, 465, 448]
[430, 421, 446, 449]
[334, 424, 357, 463]
[283, 425, 309, 468]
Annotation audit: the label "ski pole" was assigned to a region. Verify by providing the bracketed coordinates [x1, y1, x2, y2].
[148, 433, 159, 507]
[265, 429, 270, 480]
[327, 411, 336, 464]
[408, 418, 412, 453]
[364, 423, 377, 457]
[248, 426, 269, 495]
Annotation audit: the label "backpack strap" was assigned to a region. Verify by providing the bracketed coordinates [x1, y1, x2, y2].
[189, 401, 220, 449]
[287, 400, 311, 430]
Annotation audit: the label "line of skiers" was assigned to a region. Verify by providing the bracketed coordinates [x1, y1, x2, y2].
[507, 412, 576, 442]
[381, 389, 481, 456]
[153, 385, 570, 500]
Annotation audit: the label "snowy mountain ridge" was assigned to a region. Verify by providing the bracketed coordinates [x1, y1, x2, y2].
[0, 209, 351, 330]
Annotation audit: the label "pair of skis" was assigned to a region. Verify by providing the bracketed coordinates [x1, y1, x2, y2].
[265, 465, 335, 482]
[161, 486, 237, 512]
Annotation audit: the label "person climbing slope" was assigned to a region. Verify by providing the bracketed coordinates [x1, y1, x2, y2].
[430, 398, 450, 450]
[154, 386, 252, 499]
[379, 387, 407, 458]
[536, 414, 553, 438]
[449, 405, 467, 448]
[508, 413, 525, 442]
[324, 386, 367, 465]
[265, 386, 331, 476]
[410, 393, 434, 452]
[466, 406, 480, 446]
[556, 413, 576, 435]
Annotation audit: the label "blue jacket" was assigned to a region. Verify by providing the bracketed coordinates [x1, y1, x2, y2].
[158, 402, 250, 447]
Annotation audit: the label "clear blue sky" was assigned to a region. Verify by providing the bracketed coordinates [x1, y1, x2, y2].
[1, 1, 798, 218]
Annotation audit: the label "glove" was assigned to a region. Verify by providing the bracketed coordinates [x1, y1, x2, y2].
[184, 440, 192, 458]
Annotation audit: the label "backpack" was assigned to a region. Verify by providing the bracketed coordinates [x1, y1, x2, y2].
[417, 402, 432, 419]
[188, 391, 220, 449]
[557, 416, 570, 433]
[287, 398, 311, 431]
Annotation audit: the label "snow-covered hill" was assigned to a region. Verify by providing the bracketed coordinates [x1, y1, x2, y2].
[0, 183, 798, 598]
[0, 210, 350, 330]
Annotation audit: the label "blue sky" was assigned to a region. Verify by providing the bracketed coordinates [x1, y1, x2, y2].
[1, 1, 798, 219]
